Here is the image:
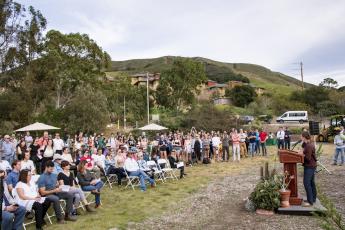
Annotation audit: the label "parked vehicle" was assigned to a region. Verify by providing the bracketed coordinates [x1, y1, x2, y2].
[276, 111, 308, 124]
[317, 115, 345, 142]
[258, 115, 272, 124]
[241, 115, 254, 124]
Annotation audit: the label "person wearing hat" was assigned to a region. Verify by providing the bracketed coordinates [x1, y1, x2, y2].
[1, 135, 15, 165]
[124, 150, 155, 191]
[332, 128, 344, 166]
[52, 154, 64, 175]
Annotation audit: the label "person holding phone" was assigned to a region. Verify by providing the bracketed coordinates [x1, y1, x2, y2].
[1, 170, 26, 230]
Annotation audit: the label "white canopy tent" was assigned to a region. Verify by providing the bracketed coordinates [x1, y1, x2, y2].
[15, 122, 60, 132]
[138, 123, 168, 131]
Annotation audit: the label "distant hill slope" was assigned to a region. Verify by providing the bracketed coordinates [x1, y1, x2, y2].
[108, 56, 313, 97]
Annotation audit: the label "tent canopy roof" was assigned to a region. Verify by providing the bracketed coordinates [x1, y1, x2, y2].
[15, 122, 60, 132]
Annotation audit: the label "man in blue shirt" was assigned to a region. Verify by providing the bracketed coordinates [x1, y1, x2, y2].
[1, 135, 15, 165]
[38, 161, 77, 223]
[6, 160, 21, 194]
[255, 129, 261, 155]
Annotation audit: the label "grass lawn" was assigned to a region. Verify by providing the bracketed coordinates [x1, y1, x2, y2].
[31, 147, 283, 230]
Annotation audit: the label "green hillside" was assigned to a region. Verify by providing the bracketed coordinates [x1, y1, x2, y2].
[108, 56, 313, 97]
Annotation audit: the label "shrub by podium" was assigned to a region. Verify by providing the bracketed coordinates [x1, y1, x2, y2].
[250, 177, 280, 211]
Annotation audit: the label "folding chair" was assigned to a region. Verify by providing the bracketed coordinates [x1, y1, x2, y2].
[146, 160, 165, 183]
[104, 173, 118, 188]
[157, 159, 178, 180]
[23, 212, 36, 230]
[123, 167, 140, 190]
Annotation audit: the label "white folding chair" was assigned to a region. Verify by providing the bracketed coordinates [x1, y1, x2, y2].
[146, 160, 165, 183]
[157, 159, 178, 180]
[123, 167, 140, 190]
[23, 212, 36, 230]
[104, 173, 118, 188]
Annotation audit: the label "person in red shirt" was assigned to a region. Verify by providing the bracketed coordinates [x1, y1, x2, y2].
[38, 131, 49, 147]
[259, 129, 268, 156]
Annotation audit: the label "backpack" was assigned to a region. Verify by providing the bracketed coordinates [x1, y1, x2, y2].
[202, 158, 211, 164]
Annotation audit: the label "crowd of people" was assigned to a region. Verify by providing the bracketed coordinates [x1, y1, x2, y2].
[0, 125, 319, 229]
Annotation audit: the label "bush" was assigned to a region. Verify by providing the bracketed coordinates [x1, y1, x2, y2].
[250, 178, 280, 211]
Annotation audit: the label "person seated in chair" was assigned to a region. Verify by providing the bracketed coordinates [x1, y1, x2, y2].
[168, 150, 186, 179]
[124, 150, 155, 192]
[77, 161, 104, 208]
[1, 170, 26, 230]
[80, 150, 101, 178]
[37, 161, 77, 223]
[14, 169, 52, 230]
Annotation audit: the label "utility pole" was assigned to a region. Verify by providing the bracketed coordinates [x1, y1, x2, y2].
[146, 72, 150, 124]
[123, 96, 126, 130]
[300, 62, 304, 90]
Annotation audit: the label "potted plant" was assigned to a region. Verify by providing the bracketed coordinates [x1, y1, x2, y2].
[277, 171, 294, 208]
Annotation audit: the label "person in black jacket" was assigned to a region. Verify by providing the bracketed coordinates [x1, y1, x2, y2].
[168, 151, 186, 179]
[284, 127, 291, 150]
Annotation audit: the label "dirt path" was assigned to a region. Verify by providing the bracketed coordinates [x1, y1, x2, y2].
[130, 165, 321, 230]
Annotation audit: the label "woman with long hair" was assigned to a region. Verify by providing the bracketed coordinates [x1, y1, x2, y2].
[14, 169, 52, 230]
[300, 131, 317, 207]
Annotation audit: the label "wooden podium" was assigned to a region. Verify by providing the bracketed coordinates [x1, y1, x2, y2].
[278, 149, 304, 205]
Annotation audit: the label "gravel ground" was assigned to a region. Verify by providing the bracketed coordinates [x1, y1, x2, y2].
[130, 166, 322, 230]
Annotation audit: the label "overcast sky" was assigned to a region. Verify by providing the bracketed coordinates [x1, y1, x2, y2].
[19, 0, 345, 86]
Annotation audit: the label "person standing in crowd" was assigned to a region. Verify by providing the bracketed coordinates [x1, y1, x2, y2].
[108, 133, 117, 150]
[284, 127, 291, 150]
[30, 138, 42, 174]
[231, 129, 240, 162]
[239, 129, 247, 158]
[259, 128, 268, 156]
[255, 129, 260, 155]
[16, 140, 26, 161]
[202, 134, 210, 160]
[222, 132, 230, 162]
[24, 131, 33, 147]
[2, 135, 15, 164]
[53, 133, 64, 155]
[41, 139, 54, 172]
[300, 131, 317, 207]
[212, 133, 221, 161]
[1, 170, 26, 230]
[332, 128, 344, 166]
[248, 129, 256, 157]
[38, 131, 49, 147]
[277, 127, 285, 150]
[193, 134, 202, 163]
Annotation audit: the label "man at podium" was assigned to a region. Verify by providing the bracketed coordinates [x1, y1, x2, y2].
[300, 131, 317, 207]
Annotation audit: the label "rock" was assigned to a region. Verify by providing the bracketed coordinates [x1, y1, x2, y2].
[245, 198, 256, 212]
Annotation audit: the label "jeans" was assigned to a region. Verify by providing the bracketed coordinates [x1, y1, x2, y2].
[1, 205, 26, 230]
[278, 139, 284, 149]
[261, 142, 267, 156]
[129, 170, 155, 191]
[46, 191, 74, 219]
[249, 142, 256, 157]
[255, 140, 260, 153]
[284, 139, 291, 150]
[82, 181, 104, 205]
[108, 167, 126, 185]
[68, 187, 86, 207]
[303, 167, 317, 204]
[222, 146, 229, 161]
[333, 147, 344, 164]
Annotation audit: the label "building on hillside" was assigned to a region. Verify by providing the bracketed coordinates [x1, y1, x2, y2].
[131, 73, 160, 90]
[213, 97, 232, 105]
[208, 83, 228, 97]
[249, 84, 265, 96]
[228, 80, 245, 89]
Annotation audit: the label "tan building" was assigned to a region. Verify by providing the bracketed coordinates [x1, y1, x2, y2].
[130, 73, 160, 90]
[228, 80, 244, 89]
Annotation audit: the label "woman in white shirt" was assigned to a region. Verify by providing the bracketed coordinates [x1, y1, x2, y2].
[14, 169, 51, 230]
[42, 139, 54, 171]
[21, 150, 36, 174]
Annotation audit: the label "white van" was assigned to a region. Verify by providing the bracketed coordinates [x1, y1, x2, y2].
[276, 111, 308, 124]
